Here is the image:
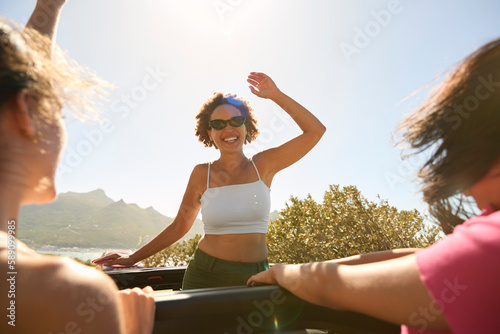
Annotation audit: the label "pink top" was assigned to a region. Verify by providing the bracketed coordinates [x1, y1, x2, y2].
[402, 205, 500, 334]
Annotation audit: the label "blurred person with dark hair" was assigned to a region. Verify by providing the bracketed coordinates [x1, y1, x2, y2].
[248, 38, 500, 334]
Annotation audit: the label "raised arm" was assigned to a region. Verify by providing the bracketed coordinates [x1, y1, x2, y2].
[93, 165, 204, 266]
[247, 254, 449, 331]
[247, 72, 326, 183]
[26, 0, 67, 57]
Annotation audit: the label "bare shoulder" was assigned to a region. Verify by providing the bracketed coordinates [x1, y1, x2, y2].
[192, 162, 209, 177]
[250, 152, 273, 185]
[179, 163, 209, 200]
[4, 252, 122, 334]
[190, 162, 209, 186]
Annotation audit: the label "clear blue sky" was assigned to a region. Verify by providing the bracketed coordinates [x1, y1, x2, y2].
[3, 0, 500, 219]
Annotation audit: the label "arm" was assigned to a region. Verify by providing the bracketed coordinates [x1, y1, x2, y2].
[247, 72, 326, 182]
[248, 255, 449, 331]
[93, 165, 204, 266]
[26, 0, 67, 57]
[326, 248, 420, 265]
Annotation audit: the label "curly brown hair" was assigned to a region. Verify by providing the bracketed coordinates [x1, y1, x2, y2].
[0, 19, 108, 122]
[195, 92, 259, 148]
[397, 37, 500, 233]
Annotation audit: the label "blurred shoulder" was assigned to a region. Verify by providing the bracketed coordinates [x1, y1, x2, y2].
[3, 251, 121, 333]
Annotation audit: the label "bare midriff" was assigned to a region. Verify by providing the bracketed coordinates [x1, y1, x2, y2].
[197, 233, 268, 262]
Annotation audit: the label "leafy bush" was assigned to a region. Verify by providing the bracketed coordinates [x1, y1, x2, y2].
[141, 185, 442, 267]
[267, 185, 442, 264]
[143, 234, 202, 267]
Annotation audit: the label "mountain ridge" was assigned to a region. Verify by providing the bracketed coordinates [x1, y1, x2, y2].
[18, 189, 204, 249]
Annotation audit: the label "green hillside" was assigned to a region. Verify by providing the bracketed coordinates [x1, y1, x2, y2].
[18, 189, 204, 249]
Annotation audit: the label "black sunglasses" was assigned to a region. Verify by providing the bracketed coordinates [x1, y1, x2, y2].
[209, 116, 246, 130]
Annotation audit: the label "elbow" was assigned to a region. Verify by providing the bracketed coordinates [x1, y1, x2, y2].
[171, 219, 191, 237]
[319, 123, 327, 137]
[312, 123, 327, 142]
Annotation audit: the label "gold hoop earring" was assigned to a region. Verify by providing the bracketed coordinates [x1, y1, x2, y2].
[31, 131, 42, 144]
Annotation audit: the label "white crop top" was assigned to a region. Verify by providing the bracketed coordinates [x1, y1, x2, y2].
[200, 160, 271, 235]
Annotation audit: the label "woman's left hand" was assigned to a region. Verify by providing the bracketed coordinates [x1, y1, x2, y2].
[247, 72, 281, 99]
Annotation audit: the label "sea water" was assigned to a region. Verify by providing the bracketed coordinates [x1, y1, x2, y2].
[35, 248, 107, 261]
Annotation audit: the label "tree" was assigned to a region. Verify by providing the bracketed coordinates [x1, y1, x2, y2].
[141, 185, 442, 267]
[267, 185, 442, 264]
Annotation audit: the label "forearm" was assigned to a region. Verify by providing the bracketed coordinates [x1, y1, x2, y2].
[131, 222, 187, 262]
[270, 262, 346, 310]
[268, 256, 447, 330]
[326, 248, 421, 265]
[270, 91, 326, 137]
[26, 0, 67, 56]
[269, 255, 418, 310]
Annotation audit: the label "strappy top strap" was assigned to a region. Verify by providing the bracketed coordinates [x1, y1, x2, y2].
[250, 159, 261, 180]
[207, 162, 211, 188]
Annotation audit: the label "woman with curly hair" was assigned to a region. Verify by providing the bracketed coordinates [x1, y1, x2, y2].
[0, 1, 155, 333]
[247, 38, 500, 333]
[95, 72, 326, 289]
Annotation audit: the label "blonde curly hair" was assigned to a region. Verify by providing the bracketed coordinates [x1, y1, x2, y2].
[0, 18, 109, 122]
